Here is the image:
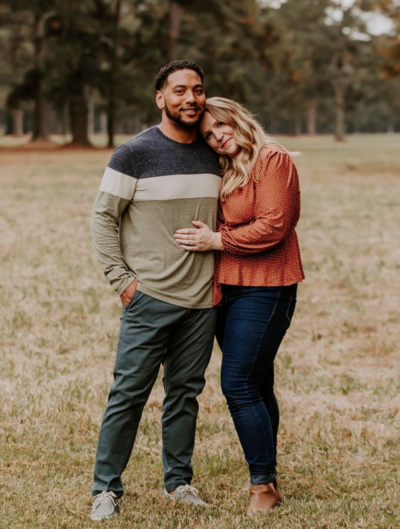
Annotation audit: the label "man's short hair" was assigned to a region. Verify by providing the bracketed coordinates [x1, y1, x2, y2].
[155, 60, 204, 92]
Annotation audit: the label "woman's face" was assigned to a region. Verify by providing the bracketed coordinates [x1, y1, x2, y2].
[199, 111, 240, 157]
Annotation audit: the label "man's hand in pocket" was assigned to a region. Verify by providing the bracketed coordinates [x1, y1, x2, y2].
[120, 279, 138, 308]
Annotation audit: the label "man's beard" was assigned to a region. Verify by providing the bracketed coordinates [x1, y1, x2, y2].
[165, 100, 204, 129]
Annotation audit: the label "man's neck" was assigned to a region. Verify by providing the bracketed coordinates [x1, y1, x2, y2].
[158, 117, 198, 144]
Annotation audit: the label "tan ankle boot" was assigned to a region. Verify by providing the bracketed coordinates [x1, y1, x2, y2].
[247, 482, 281, 514]
[273, 479, 282, 504]
[243, 478, 282, 498]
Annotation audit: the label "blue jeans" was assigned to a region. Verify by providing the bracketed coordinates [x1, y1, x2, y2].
[216, 284, 297, 485]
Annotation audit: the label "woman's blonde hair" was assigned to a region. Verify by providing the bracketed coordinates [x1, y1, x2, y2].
[205, 97, 295, 200]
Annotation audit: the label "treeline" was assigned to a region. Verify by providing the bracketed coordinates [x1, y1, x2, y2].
[0, 0, 399, 146]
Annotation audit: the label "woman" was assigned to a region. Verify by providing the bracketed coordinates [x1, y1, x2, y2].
[174, 97, 304, 514]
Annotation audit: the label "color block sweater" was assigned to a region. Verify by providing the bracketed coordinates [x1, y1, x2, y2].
[91, 126, 221, 309]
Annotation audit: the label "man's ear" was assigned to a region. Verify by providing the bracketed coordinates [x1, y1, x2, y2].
[156, 90, 165, 110]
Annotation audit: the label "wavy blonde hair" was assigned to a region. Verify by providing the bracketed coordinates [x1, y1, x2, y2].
[205, 97, 295, 200]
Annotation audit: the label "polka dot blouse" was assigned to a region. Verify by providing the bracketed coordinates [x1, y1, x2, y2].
[213, 147, 305, 306]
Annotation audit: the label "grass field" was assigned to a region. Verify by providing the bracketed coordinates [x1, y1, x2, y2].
[1, 134, 399, 528]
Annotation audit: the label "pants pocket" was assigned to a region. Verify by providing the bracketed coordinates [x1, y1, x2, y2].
[125, 288, 141, 311]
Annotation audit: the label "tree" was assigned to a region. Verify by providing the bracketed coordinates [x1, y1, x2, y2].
[260, 0, 331, 135]
[1, 0, 398, 141]
[2, 1, 56, 141]
[168, 1, 181, 62]
[370, 0, 400, 78]
[180, 0, 268, 101]
[44, 0, 110, 146]
[30, 3, 54, 141]
[0, 2, 32, 135]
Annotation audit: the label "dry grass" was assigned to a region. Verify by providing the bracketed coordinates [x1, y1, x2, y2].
[0, 134, 399, 528]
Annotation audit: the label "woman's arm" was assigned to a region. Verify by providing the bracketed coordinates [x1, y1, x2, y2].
[175, 151, 300, 254]
[219, 151, 300, 255]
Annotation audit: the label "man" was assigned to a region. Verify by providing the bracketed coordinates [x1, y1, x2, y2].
[90, 60, 221, 521]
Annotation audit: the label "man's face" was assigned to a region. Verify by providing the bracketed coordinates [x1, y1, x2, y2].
[156, 69, 206, 128]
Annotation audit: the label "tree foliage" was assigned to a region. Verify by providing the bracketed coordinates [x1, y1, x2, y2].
[0, 0, 399, 144]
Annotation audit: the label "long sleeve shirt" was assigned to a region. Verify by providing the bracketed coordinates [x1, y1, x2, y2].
[91, 126, 221, 309]
[213, 147, 304, 305]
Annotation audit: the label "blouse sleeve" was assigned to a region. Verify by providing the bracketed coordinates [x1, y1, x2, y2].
[216, 204, 225, 233]
[220, 151, 300, 256]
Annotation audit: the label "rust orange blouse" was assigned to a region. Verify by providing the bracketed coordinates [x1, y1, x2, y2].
[213, 147, 304, 306]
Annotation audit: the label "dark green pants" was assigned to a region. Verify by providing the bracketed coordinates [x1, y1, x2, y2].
[92, 290, 216, 497]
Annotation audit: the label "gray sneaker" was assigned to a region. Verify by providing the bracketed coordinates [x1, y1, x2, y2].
[164, 485, 208, 506]
[90, 491, 120, 521]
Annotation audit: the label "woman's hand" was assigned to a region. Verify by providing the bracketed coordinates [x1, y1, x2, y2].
[174, 221, 224, 252]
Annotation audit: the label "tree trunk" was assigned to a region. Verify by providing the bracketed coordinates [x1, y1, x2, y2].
[106, 0, 121, 149]
[132, 113, 141, 135]
[31, 12, 53, 142]
[107, 99, 115, 148]
[268, 115, 277, 135]
[168, 2, 181, 62]
[334, 56, 345, 142]
[289, 104, 301, 136]
[61, 102, 69, 137]
[307, 99, 317, 135]
[12, 109, 24, 136]
[296, 113, 301, 136]
[32, 87, 48, 141]
[69, 72, 91, 146]
[386, 115, 394, 133]
[100, 112, 107, 134]
[88, 98, 95, 137]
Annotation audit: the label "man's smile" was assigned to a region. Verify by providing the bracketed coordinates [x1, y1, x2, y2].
[181, 107, 201, 116]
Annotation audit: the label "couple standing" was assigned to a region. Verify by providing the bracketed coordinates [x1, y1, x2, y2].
[90, 60, 304, 520]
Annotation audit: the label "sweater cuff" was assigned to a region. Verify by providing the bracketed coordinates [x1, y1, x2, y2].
[114, 275, 137, 296]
